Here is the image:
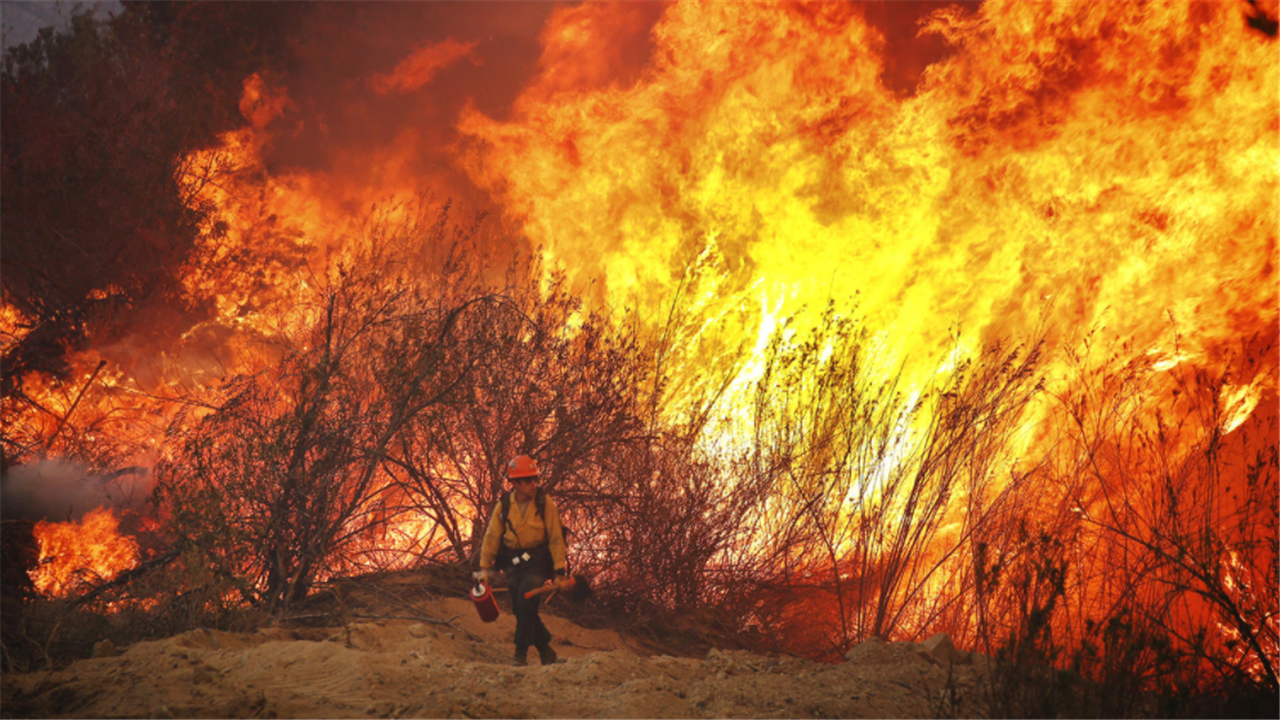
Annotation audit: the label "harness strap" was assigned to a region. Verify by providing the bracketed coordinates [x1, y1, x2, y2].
[500, 488, 548, 541]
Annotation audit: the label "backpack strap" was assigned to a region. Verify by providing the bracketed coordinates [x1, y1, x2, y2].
[500, 488, 549, 543]
[500, 491, 515, 536]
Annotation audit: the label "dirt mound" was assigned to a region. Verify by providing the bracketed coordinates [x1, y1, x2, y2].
[2, 591, 993, 718]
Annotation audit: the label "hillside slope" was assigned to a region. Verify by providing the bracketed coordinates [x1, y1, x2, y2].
[2, 590, 991, 718]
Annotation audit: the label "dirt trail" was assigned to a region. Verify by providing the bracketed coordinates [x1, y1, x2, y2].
[2, 593, 993, 718]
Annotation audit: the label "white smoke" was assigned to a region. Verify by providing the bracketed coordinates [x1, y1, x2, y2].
[0, 458, 151, 522]
[1, 2, 121, 51]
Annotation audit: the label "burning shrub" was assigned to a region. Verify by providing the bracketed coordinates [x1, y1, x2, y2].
[154, 221, 494, 612]
[29, 508, 139, 597]
[385, 264, 653, 566]
[693, 304, 1050, 659]
[1043, 334, 1280, 701]
[0, 4, 297, 418]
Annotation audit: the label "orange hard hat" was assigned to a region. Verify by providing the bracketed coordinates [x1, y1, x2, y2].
[506, 455, 539, 479]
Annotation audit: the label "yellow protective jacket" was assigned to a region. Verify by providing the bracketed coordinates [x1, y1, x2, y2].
[479, 492, 567, 573]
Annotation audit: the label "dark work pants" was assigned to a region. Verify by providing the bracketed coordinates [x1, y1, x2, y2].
[506, 551, 553, 651]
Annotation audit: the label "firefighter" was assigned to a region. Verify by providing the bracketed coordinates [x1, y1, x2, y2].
[476, 454, 568, 666]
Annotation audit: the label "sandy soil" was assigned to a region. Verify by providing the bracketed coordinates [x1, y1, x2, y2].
[2, 584, 994, 719]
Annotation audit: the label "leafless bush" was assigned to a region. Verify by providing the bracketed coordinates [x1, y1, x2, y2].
[1045, 332, 1278, 700]
[149, 205, 704, 621]
[384, 263, 652, 567]
[961, 330, 1277, 718]
[154, 215, 493, 612]
[379, 243, 777, 635]
[723, 305, 1047, 658]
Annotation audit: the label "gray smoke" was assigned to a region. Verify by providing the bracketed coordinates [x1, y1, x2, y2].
[0, 458, 151, 522]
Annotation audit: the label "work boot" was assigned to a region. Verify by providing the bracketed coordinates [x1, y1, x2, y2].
[514, 646, 529, 666]
[537, 644, 558, 666]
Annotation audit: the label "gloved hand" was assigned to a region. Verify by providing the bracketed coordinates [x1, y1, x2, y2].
[472, 569, 495, 583]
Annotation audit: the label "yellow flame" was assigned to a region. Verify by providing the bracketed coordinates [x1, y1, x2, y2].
[32, 508, 139, 597]
[456, 0, 1278, 423]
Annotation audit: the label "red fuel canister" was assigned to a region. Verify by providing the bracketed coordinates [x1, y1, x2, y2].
[470, 582, 499, 622]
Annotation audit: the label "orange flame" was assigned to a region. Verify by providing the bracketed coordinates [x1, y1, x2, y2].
[23, 1, 1269, 465]
[370, 38, 478, 95]
[31, 507, 139, 597]
[455, 1, 1278, 397]
[5, 2, 1276, 610]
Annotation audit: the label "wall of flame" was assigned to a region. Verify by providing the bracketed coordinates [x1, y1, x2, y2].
[456, 1, 1277, 392]
[13, 0, 1278, 598]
